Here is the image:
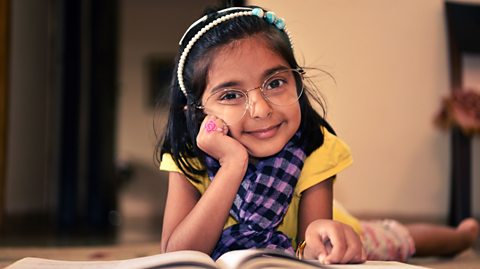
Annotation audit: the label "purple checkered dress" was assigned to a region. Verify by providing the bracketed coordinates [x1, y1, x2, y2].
[205, 132, 306, 260]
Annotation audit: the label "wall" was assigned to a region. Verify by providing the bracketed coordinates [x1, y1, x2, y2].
[248, 0, 480, 220]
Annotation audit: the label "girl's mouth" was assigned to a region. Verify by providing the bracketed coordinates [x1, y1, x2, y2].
[244, 123, 282, 139]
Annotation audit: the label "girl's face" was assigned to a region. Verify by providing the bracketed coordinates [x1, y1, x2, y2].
[202, 36, 301, 158]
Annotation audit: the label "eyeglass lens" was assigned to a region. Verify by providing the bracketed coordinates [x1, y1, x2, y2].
[201, 69, 304, 125]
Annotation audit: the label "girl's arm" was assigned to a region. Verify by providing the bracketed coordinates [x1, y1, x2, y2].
[297, 176, 334, 241]
[298, 177, 365, 264]
[161, 116, 248, 254]
[160, 163, 245, 253]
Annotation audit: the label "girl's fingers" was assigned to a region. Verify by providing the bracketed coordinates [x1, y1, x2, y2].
[305, 220, 365, 264]
[197, 115, 229, 159]
[314, 224, 364, 264]
[354, 236, 367, 263]
[322, 228, 347, 264]
[201, 116, 226, 134]
[318, 238, 333, 264]
[353, 247, 367, 264]
[305, 221, 345, 264]
[338, 226, 365, 264]
[304, 236, 327, 263]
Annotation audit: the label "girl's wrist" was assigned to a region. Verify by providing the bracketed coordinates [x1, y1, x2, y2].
[219, 150, 248, 169]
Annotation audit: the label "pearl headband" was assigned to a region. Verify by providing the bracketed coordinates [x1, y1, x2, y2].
[177, 7, 294, 97]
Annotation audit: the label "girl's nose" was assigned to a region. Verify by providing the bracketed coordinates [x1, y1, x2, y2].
[247, 90, 273, 119]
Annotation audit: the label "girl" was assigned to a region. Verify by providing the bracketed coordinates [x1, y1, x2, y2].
[156, 4, 479, 264]
[157, 5, 364, 264]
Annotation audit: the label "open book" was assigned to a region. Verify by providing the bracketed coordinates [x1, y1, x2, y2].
[5, 248, 430, 269]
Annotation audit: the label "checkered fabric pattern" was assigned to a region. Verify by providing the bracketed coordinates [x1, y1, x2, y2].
[205, 132, 306, 260]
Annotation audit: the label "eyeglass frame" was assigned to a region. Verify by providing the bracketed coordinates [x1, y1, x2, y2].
[196, 68, 305, 124]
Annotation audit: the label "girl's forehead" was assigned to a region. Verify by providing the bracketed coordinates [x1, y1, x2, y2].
[217, 35, 277, 58]
[208, 36, 287, 77]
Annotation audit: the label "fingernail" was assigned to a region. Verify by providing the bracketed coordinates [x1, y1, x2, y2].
[318, 254, 326, 264]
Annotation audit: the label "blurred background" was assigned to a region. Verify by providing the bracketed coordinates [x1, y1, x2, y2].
[0, 0, 479, 247]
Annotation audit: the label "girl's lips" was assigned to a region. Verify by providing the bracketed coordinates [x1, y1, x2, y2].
[245, 123, 282, 139]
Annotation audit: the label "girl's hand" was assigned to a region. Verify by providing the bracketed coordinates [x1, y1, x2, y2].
[303, 219, 366, 264]
[197, 115, 247, 165]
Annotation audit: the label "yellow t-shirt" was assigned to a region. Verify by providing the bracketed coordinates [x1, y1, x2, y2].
[159, 129, 362, 245]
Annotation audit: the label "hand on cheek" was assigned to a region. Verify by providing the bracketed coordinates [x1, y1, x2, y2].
[197, 115, 247, 163]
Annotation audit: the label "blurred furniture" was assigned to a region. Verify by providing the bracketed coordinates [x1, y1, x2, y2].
[445, 2, 480, 226]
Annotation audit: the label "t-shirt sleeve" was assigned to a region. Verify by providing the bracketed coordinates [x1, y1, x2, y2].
[159, 153, 182, 173]
[296, 128, 353, 194]
[159, 153, 208, 194]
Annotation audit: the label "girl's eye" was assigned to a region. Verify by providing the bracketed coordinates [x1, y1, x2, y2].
[265, 78, 286, 90]
[222, 92, 240, 100]
[217, 90, 245, 103]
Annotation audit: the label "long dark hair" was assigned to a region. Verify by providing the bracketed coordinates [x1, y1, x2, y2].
[155, 6, 335, 182]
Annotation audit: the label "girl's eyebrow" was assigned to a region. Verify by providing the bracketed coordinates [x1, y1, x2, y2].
[209, 81, 240, 94]
[263, 65, 290, 77]
[208, 65, 291, 94]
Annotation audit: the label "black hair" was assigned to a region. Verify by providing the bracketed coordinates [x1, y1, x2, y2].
[155, 6, 335, 182]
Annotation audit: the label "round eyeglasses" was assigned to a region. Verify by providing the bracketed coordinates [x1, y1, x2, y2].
[197, 68, 305, 125]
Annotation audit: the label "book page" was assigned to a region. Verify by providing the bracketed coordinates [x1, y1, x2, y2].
[4, 258, 122, 269]
[321, 261, 430, 269]
[216, 249, 430, 269]
[216, 249, 263, 267]
[216, 249, 320, 269]
[5, 251, 218, 269]
[6, 250, 430, 269]
[118, 251, 217, 269]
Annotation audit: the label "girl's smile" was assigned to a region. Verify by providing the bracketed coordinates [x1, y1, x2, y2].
[243, 122, 283, 139]
[203, 36, 301, 157]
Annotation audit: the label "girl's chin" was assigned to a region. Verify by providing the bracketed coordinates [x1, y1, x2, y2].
[246, 145, 284, 158]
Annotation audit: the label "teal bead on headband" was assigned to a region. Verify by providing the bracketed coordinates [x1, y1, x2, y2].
[265, 11, 276, 24]
[252, 7, 264, 18]
[252, 8, 285, 30]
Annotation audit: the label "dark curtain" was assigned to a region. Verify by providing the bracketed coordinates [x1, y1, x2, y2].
[57, 0, 118, 236]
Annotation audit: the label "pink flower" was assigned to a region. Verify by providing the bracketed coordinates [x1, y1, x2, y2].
[205, 120, 217, 133]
